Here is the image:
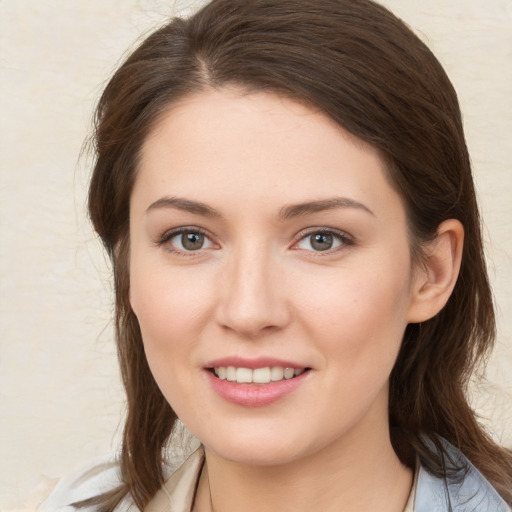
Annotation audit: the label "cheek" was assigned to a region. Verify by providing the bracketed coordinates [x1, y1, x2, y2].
[129, 265, 216, 414]
[293, 259, 413, 364]
[291, 266, 412, 430]
[129, 262, 234, 435]
[130, 266, 215, 350]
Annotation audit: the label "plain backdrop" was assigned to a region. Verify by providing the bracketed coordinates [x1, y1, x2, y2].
[1, 0, 511, 508]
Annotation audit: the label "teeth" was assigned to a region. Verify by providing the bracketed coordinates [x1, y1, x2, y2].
[283, 368, 295, 379]
[253, 367, 271, 384]
[213, 366, 306, 384]
[270, 366, 284, 381]
[236, 367, 252, 383]
[226, 366, 236, 381]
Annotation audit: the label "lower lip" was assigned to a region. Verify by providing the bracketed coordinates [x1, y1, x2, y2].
[205, 370, 310, 407]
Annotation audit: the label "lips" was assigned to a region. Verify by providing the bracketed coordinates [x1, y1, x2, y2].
[204, 357, 311, 407]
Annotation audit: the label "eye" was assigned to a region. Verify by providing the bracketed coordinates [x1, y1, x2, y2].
[295, 230, 351, 252]
[160, 228, 214, 253]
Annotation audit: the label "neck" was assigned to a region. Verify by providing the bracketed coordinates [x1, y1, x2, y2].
[194, 417, 413, 512]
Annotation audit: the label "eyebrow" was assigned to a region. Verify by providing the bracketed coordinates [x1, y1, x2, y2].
[146, 197, 223, 218]
[146, 196, 374, 219]
[278, 197, 374, 220]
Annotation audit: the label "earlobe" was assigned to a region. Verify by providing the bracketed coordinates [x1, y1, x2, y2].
[407, 219, 464, 323]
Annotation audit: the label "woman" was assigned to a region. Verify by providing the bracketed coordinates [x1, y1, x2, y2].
[35, 0, 512, 510]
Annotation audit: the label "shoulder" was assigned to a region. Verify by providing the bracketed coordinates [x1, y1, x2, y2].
[414, 438, 511, 512]
[34, 451, 193, 512]
[33, 454, 132, 512]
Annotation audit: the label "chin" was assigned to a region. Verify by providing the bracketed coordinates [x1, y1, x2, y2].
[208, 440, 307, 466]
[194, 420, 332, 467]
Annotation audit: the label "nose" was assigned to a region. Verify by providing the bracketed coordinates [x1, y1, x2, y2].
[215, 246, 291, 338]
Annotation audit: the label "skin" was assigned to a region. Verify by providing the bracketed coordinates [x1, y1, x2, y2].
[129, 88, 463, 512]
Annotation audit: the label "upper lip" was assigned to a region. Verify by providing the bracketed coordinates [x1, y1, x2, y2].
[205, 357, 308, 370]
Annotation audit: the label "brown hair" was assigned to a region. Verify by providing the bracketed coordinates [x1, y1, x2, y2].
[85, 0, 512, 509]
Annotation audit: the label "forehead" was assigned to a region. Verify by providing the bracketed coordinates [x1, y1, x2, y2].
[134, 88, 404, 222]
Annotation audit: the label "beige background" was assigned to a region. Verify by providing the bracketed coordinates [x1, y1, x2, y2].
[1, 0, 511, 508]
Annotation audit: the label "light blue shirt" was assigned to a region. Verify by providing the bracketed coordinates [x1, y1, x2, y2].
[414, 438, 510, 512]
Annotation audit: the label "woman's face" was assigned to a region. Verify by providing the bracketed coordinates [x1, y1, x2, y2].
[129, 88, 423, 465]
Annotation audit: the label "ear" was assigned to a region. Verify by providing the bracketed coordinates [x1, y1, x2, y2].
[407, 219, 464, 323]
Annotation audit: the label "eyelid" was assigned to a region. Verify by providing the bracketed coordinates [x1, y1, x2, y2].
[156, 226, 218, 255]
[291, 227, 354, 252]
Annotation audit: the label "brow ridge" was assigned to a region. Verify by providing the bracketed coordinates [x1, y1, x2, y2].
[146, 197, 223, 218]
[146, 195, 373, 220]
[278, 197, 374, 220]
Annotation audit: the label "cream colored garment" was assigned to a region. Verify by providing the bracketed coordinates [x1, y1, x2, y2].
[403, 463, 418, 512]
[8, 447, 417, 511]
[145, 449, 205, 512]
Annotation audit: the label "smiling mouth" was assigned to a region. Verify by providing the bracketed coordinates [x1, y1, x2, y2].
[211, 366, 310, 384]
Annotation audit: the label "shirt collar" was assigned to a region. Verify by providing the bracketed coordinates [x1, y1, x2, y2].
[145, 448, 205, 512]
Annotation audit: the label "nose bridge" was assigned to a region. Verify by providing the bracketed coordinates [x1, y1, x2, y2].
[218, 240, 288, 336]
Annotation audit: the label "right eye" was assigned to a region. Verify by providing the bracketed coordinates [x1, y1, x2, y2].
[160, 228, 214, 253]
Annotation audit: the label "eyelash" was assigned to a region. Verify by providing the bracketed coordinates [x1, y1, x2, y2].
[156, 226, 214, 257]
[292, 228, 354, 254]
[156, 227, 354, 256]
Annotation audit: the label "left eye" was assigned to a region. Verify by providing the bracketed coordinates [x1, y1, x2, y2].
[168, 231, 213, 251]
[296, 231, 346, 252]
